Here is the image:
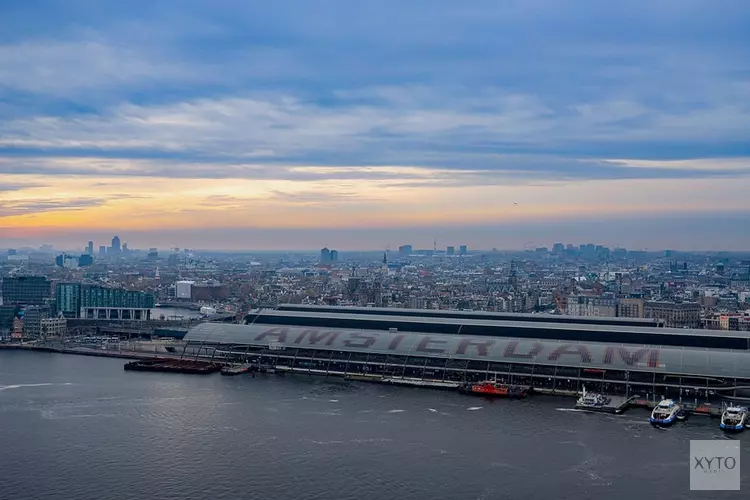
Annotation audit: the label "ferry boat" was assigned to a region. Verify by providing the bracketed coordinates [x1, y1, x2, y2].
[650, 399, 685, 426]
[459, 380, 529, 398]
[575, 387, 611, 409]
[720, 405, 748, 432]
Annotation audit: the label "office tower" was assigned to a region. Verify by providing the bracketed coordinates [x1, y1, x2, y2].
[1, 276, 51, 305]
[320, 247, 331, 263]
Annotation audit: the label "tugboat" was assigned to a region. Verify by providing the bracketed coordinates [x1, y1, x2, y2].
[720, 405, 748, 432]
[459, 380, 529, 398]
[650, 399, 686, 426]
[575, 386, 611, 410]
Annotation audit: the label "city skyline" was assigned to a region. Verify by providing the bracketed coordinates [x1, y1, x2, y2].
[5, 211, 750, 254]
[1, 1, 749, 249]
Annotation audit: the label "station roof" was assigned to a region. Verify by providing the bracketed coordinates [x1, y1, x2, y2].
[185, 322, 750, 379]
[274, 303, 661, 327]
[255, 309, 748, 339]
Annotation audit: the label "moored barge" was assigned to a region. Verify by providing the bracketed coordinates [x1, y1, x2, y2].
[124, 359, 221, 375]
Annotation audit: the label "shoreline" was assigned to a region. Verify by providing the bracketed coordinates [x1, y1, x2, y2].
[0, 344, 166, 361]
[0, 344, 723, 417]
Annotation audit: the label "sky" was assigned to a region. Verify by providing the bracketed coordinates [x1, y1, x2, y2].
[1, 0, 749, 251]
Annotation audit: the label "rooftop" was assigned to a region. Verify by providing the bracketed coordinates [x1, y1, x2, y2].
[185, 322, 750, 379]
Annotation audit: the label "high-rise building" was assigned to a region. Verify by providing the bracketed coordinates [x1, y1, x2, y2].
[329, 250, 339, 262]
[56, 283, 81, 318]
[459, 245, 468, 255]
[87, 241, 94, 255]
[112, 236, 121, 253]
[398, 245, 413, 257]
[320, 247, 331, 263]
[552, 243, 564, 254]
[1, 277, 51, 305]
[446, 246, 455, 255]
[78, 254, 94, 267]
[99, 245, 107, 257]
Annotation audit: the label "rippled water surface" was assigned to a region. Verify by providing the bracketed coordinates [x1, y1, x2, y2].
[1, 351, 747, 499]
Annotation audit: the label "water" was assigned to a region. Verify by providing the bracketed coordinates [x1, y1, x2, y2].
[0, 351, 747, 500]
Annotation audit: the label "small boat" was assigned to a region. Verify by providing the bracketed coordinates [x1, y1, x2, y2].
[650, 399, 685, 426]
[459, 380, 529, 398]
[720, 405, 748, 432]
[575, 387, 611, 409]
[220, 363, 253, 376]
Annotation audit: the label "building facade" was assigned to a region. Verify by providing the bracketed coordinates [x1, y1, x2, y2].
[40, 317, 67, 337]
[56, 283, 82, 318]
[644, 301, 702, 329]
[565, 296, 617, 317]
[22, 305, 52, 337]
[175, 281, 194, 300]
[55, 283, 155, 320]
[618, 298, 645, 318]
[1, 276, 51, 305]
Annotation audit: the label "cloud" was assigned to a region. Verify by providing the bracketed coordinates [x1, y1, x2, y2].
[0, 181, 47, 192]
[0, 197, 107, 217]
[0, 1, 749, 247]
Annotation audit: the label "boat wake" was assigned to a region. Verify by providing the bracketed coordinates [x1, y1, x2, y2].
[467, 406, 483, 411]
[40, 411, 116, 420]
[387, 409, 405, 413]
[0, 382, 72, 391]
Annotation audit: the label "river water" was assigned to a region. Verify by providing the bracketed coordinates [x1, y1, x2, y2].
[0, 351, 747, 500]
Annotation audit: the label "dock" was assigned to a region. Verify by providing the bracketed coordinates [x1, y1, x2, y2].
[574, 395, 637, 414]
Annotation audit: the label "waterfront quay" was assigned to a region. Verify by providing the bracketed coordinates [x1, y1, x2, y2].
[7, 304, 750, 416]
[176, 306, 750, 409]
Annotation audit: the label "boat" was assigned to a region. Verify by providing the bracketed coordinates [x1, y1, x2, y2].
[720, 405, 748, 432]
[575, 387, 611, 409]
[124, 359, 221, 375]
[220, 363, 254, 376]
[459, 380, 529, 398]
[650, 399, 685, 426]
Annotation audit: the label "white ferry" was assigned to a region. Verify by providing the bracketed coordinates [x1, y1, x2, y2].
[575, 387, 611, 409]
[720, 405, 747, 432]
[650, 399, 685, 426]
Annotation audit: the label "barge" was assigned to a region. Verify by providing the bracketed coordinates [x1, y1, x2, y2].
[124, 359, 221, 375]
